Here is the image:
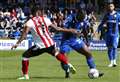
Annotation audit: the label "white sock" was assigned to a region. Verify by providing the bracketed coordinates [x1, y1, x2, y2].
[113, 59, 117, 64]
[24, 74, 29, 79]
[110, 60, 113, 64]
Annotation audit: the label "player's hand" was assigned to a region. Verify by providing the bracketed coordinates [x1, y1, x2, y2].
[70, 29, 79, 34]
[11, 44, 19, 50]
[75, 30, 83, 37]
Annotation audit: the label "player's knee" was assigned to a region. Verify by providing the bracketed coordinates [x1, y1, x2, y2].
[22, 52, 31, 58]
[22, 54, 29, 58]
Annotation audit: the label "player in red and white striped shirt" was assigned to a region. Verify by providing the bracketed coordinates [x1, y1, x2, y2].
[11, 7, 78, 79]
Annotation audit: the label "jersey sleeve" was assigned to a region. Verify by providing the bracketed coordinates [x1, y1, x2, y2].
[63, 14, 74, 28]
[25, 19, 35, 28]
[44, 17, 52, 27]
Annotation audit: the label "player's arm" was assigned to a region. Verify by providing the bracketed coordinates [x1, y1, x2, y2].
[118, 22, 120, 31]
[11, 24, 30, 49]
[47, 17, 79, 34]
[91, 12, 97, 21]
[93, 14, 107, 36]
[118, 14, 120, 30]
[91, 15, 107, 38]
[98, 15, 107, 33]
[50, 24, 79, 34]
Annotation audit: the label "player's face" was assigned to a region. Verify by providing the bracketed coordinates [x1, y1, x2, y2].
[107, 4, 115, 12]
[36, 10, 43, 16]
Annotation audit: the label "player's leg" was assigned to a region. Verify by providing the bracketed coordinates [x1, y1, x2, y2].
[70, 39, 104, 78]
[47, 45, 76, 78]
[112, 47, 117, 66]
[47, 45, 69, 78]
[107, 46, 114, 67]
[46, 45, 68, 64]
[19, 45, 45, 80]
[112, 37, 119, 67]
[72, 42, 96, 69]
[59, 43, 76, 78]
[106, 36, 116, 67]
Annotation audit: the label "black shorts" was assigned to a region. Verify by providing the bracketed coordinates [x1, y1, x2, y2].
[22, 45, 57, 58]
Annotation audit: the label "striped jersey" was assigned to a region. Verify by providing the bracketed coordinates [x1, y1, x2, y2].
[26, 16, 54, 48]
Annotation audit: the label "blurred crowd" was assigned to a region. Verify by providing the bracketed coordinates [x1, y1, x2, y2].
[0, 2, 97, 41]
[0, 6, 28, 39]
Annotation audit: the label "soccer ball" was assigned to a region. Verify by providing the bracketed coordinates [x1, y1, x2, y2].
[88, 69, 99, 79]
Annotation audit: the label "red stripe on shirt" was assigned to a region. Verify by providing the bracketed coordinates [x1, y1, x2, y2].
[41, 17, 54, 45]
[32, 17, 48, 48]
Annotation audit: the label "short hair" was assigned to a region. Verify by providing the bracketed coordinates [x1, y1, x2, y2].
[31, 6, 44, 16]
[106, 2, 115, 5]
[76, 9, 85, 22]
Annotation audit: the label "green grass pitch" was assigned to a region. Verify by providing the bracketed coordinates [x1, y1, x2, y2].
[0, 50, 119, 82]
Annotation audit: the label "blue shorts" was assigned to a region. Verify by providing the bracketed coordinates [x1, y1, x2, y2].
[60, 38, 85, 53]
[105, 35, 119, 48]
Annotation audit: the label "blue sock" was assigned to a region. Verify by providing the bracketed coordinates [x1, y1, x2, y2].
[87, 57, 96, 69]
[112, 48, 117, 60]
[108, 48, 113, 61]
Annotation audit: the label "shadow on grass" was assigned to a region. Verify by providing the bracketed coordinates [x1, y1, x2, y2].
[31, 76, 67, 79]
[0, 76, 66, 80]
[0, 75, 90, 80]
[31, 76, 89, 80]
[0, 77, 18, 80]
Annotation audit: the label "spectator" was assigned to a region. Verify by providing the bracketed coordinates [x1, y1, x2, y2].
[23, 5, 31, 16]
[12, 28, 21, 39]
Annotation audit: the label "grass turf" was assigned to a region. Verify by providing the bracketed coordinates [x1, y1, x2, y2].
[0, 50, 119, 82]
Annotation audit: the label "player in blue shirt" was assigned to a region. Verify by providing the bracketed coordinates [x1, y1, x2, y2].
[98, 3, 120, 67]
[60, 9, 104, 78]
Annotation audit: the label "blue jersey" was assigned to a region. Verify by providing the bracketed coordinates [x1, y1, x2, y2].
[75, 21, 90, 34]
[62, 13, 89, 40]
[98, 11, 120, 48]
[62, 14, 76, 40]
[98, 11, 120, 37]
[60, 17, 89, 53]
